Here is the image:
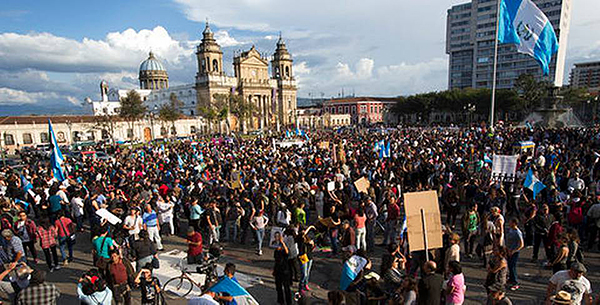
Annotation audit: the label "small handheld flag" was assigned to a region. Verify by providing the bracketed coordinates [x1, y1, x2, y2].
[48, 120, 66, 181]
[524, 168, 546, 199]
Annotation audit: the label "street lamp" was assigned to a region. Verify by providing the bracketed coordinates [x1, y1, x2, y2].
[65, 119, 73, 147]
[149, 105, 158, 140]
[464, 103, 476, 126]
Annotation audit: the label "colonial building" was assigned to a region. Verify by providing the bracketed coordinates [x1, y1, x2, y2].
[296, 106, 351, 129]
[0, 115, 204, 153]
[195, 22, 297, 130]
[323, 97, 397, 125]
[91, 22, 298, 131]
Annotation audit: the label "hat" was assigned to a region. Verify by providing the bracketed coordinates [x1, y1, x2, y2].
[549, 290, 573, 304]
[570, 262, 587, 273]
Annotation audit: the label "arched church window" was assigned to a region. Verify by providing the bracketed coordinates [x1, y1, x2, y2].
[275, 66, 280, 78]
[201, 59, 206, 72]
[285, 66, 290, 77]
[213, 59, 219, 72]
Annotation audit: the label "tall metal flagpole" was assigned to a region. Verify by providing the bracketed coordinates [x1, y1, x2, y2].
[490, 0, 502, 130]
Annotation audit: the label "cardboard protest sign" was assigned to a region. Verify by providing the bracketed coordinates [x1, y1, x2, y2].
[319, 141, 330, 150]
[491, 155, 518, 182]
[230, 170, 242, 189]
[96, 208, 122, 225]
[354, 177, 370, 194]
[403, 190, 443, 252]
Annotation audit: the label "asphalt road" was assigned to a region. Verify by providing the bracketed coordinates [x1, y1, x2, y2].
[37, 223, 600, 305]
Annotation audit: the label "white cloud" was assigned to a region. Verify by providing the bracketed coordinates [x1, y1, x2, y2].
[336, 58, 374, 80]
[293, 62, 310, 75]
[0, 87, 60, 105]
[214, 30, 244, 47]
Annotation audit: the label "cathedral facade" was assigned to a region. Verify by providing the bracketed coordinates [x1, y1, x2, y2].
[195, 22, 297, 130]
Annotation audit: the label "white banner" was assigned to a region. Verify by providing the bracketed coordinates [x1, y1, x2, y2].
[491, 155, 518, 182]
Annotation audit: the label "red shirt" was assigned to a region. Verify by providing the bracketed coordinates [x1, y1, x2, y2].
[387, 202, 400, 221]
[188, 232, 203, 256]
[55, 217, 73, 237]
[110, 261, 128, 285]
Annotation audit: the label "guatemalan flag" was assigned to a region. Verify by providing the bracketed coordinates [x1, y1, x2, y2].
[48, 120, 66, 181]
[205, 277, 259, 305]
[498, 0, 558, 75]
[524, 168, 546, 199]
[340, 255, 368, 291]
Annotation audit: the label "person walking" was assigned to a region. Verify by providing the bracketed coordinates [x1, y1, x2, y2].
[250, 210, 268, 256]
[36, 218, 60, 272]
[142, 204, 163, 251]
[354, 208, 367, 251]
[417, 261, 443, 305]
[445, 261, 466, 305]
[273, 232, 292, 305]
[505, 218, 524, 291]
[14, 210, 37, 264]
[532, 204, 554, 262]
[54, 211, 75, 266]
[462, 204, 478, 258]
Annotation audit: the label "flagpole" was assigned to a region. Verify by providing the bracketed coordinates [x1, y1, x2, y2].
[490, 0, 502, 130]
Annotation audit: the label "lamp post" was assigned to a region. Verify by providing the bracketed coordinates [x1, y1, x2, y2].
[0, 131, 5, 167]
[66, 120, 73, 148]
[464, 103, 476, 126]
[149, 105, 158, 140]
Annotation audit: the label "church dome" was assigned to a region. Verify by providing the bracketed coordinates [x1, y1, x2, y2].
[139, 52, 166, 72]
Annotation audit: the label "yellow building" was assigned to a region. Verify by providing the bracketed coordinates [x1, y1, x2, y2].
[195, 22, 297, 131]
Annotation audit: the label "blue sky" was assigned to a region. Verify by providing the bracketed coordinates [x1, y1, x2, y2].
[0, 0, 599, 115]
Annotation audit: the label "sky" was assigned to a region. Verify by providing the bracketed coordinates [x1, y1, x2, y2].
[0, 0, 599, 115]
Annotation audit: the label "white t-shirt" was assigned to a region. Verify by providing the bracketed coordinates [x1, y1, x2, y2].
[71, 197, 84, 217]
[123, 215, 142, 236]
[549, 270, 592, 305]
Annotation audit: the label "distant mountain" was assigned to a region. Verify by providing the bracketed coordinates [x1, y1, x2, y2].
[0, 104, 87, 116]
[297, 98, 324, 107]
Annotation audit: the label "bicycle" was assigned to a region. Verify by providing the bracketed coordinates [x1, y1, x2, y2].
[162, 255, 220, 300]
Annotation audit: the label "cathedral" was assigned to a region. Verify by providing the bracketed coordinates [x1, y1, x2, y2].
[91, 21, 297, 131]
[194, 22, 297, 130]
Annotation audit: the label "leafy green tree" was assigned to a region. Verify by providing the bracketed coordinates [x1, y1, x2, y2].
[227, 93, 256, 133]
[119, 90, 147, 139]
[514, 73, 552, 112]
[158, 93, 182, 136]
[94, 107, 117, 141]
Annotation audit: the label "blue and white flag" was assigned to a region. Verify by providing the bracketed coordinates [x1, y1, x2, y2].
[378, 141, 390, 159]
[399, 214, 407, 240]
[48, 120, 66, 181]
[524, 168, 546, 199]
[340, 255, 368, 291]
[385, 141, 391, 158]
[498, 0, 558, 75]
[483, 154, 493, 164]
[285, 130, 291, 138]
[21, 175, 33, 192]
[295, 126, 301, 136]
[177, 154, 184, 169]
[207, 277, 259, 305]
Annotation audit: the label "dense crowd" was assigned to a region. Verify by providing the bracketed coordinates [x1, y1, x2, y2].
[0, 125, 599, 305]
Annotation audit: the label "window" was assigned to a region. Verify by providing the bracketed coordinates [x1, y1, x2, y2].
[87, 131, 95, 141]
[352, 107, 356, 114]
[338, 106, 342, 113]
[191, 126, 197, 134]
[72, 131, 81, 142]
[213, 59, 219, 72]
[190, 110, 195, 116]
[4, 134, 15, 145]
[127, 129, 134, 139]
[40, 132, 49, 143]
[102, 130, 109, 139]
[22, 133, 33, 144]
[285, 66, 290, 77]
[160, 127, 167, 136]
[344, 106, 349, 113]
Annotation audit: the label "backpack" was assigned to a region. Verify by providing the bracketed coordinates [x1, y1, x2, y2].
[567, 202, 584, 225]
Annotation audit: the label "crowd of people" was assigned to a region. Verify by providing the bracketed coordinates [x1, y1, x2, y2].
[0, 125, 599, 304]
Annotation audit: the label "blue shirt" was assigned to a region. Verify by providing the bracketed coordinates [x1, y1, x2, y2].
[505, 227, 523, 251]
[143, 211, 158, 227]
[48, 195, 62, 213]
[190, 204, 203, 220]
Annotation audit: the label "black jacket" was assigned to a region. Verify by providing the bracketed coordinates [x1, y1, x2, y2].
[417, 272, 443, 305]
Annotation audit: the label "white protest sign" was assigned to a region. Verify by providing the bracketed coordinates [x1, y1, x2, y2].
[96, 208, 122, 225]
[327, 181, 335, 191]
[491, 155, 518, 182]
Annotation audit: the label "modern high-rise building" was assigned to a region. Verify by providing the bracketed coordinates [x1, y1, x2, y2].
[446, 0, 572, 90]
[570, 61, 600, 92]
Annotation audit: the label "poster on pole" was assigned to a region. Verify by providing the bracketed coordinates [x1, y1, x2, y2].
[491, 155, 518, 182]
[354, 177, 370, 194]
[403, 190, 443, 252]
[96, 208, 122, 225]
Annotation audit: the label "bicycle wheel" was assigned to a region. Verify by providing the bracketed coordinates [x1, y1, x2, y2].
[163, 276, 194, 299]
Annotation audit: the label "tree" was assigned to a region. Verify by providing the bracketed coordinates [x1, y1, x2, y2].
[227, 93, 256, 133]
[94, 107, 117, 142]
[158, 93, 182, 136]
[119, 90, 147, 139]
[514, 73, 551, 113]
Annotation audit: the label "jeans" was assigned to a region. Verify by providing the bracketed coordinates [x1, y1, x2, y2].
[255, 228, 265, 253]
[75, 215, 84, 231]
[225, 220, 238, 242]
[383, 220, 398, 245]
[532, 233, 552, 260]
[366, 220, 376, 251]
[356, 227, 367, 251]
[147, 226, 163, 250]
[42, 246, 59, 269]
[275, 274, 292, 305]
[22, 240, 37, 261]
[329, 228, 339, 254]
[300, 259, 313, 288]
[507, 251, 520, 285]
[58, 236, 74, 262]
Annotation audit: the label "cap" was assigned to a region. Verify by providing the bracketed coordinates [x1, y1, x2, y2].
[549, 290, 573, 304]
[570, 262, 586, 273]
